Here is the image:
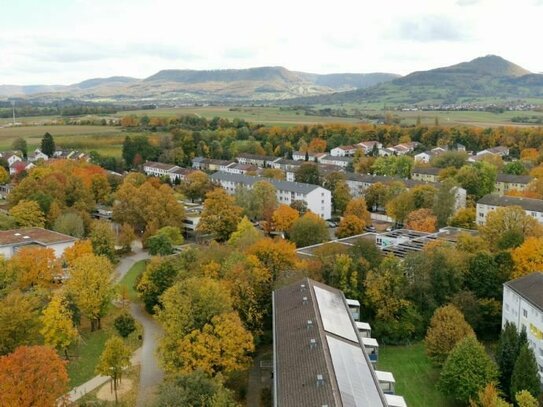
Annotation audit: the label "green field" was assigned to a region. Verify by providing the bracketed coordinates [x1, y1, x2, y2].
[118, 260, 146, 302]
[378, 342, 459, 407]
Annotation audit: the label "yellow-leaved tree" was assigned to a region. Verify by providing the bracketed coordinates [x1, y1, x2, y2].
[272, 204, 299, 232]
[66, 254, 113, 331]
[10, 247, 60, 289]
[95, 336, 131, 404]
[9, 200, 45, 227]
[40, 293, 79, 358]
[511, 237, 543, 279]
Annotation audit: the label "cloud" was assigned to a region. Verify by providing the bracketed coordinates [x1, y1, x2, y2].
[394, 15, 469, 42]
[222, 47, 258, 60]
[456, 0, 480, 5]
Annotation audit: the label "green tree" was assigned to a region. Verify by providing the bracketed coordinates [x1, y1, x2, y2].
[439, 336, 498, 403]
[245, 180, 277, 221]
[333, 180, 352, 215]
[456, 162, 497, 199]
[40, 132, 55, 157]
[197, 189, 243, 241]
[11, 137, 28, 158]
[449, 207, 476, 229]
[137, 256, 179, 313]
[9, 200, 45, 227]
[424, 304, 475, 365]
[90, 220, 116, 261]
[96, 336, 132, 404]
[496, 322, 525, 397]
[289, 212, 329, 247]
[155, 226, 184, 245]
[466, 251, 506, 299]
[147, 234, 174, 256]
[228, 217, 263, 249]
[295, 162, 320, 185]
[53, 212, 85, 238]
[510, 344, 541, 401]
[40, 293, 79, 358]
[503, 161, 527, 175]
[433, 180, 457, 227]
[114, 313, 136, 338]
[0, 290, 40, 355]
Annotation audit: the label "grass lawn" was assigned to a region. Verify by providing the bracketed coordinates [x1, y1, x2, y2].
[67, 306, 142, 388]
[378, 342, 459, 407]
[118, 260, 147, 302]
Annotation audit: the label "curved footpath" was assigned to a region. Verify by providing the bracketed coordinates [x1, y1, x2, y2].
[66, 244, 164, 405]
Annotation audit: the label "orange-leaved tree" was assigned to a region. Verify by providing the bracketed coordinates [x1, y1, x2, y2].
[406, 208, 437, 232]
[0, 345, 68, 407]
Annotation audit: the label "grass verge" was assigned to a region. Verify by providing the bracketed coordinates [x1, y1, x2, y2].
[118, 260, 147, 302]
[378, 342, 459, 407]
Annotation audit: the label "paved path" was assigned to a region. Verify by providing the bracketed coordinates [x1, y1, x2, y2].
[65, 244, 165, 405]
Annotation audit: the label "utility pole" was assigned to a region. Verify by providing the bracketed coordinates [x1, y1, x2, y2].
[11, 101, 15, 125]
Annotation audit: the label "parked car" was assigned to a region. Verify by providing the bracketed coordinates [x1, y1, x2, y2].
[327, 221, 337, 228]
[364, 225, 376, 232]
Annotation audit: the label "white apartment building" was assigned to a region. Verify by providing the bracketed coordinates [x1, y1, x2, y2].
[476, 194, 543, 225]
[357, 141, 383, 154]
[291, 151, 326, 161]
[330, 145, 358, 157]
[502, 272, 543, 384]
[143, 161, 196, 183]
[317, 154, 352, 168]
[210, 172, 332, 219]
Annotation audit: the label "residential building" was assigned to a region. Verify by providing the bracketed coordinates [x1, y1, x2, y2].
[27, 148, 49, 162]
[210, 172, 332, 219]
[221, 163, 258, 175]
[389, 142, 421, 156]
[495, 174, 533, 196]
[143, 161, 197, 183]
[357, 141, 383, 154]
[411, 167, 441, 182]
[317, 154, 352, 168]
[476, 194, 543, 225]
[0, 151, 22, 167]
[292, 151, 326, 161]
[9, 160, 34, 175]
[236, 153, 278, 167]
[191, 157, 236, 172]
[330, 145, 358, 157]
[477, 146, 510, 157]
[0, 227, 77, 259]
[502, 272, 543, 383]
[273, 278, 406, 407]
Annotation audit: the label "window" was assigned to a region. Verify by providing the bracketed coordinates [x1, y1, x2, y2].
[523, 309, 528, 318]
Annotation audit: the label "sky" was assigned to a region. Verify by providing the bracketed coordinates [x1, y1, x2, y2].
[2, 0, 543, 85]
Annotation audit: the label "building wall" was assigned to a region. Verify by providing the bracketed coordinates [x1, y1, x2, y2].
[412, 172, 439, 182]
[477, 203, 543, 225]
[494, 181, 529, 196]
[502, 285, 543, 382]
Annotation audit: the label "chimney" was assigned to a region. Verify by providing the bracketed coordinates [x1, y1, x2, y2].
[310, 338, 317, 349]
[316, 374, 324, 387]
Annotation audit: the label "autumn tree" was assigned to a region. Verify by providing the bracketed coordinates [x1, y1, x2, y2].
[197, 188, 243, 241]
[364, 182, 388, 211]
[510, 344, 541, 401]
[424, 304, 475, 365]
[90, 220, 116, 261]
[511, 237, 543, 279]
[0, 290, 41, 355]
[174, 312, 254, 376]
[386, 191, 414, 224]
[261, 167, 285, 180]
[449, 207, 476, 229]
[272, 204, 299, 233]
[515, 390, 538, 407]
[247, 237, 298, 282]
[0, 345, 68, 407]
[0, 167, 9, 184]
[406, 208, 437, 232]
[9, 199, 46, 227]
[96, 336, 132, 404]
[289, 212, 329, 247]
[239, 180, 277, 221]
[118, 223, 136, 252]
[181, 171, 214, 202]
[344, 197, 371, 224]
[63, 239, 94, 267]
[67, 254, 113, 331]
[10, 246, 60, 289]
[227, 217, 263, 250]
[40, 292, 79, 358]
[480, 206, 543, 250]
[439, 336, 498, 403]
[469, 383, 511, 407]
[295, 162, 320, 185]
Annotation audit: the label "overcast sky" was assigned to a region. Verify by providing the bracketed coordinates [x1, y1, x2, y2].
[2, 0, 542, 85]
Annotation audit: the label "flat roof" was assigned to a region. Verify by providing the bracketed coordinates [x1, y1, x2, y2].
[143, 161, 178, 171]
[504, 272, 543, 311]
[210, 172, 325, 194]
[375, 370, 395, 383]
[0, 227, 77, 247]
[496, 173, 533, 184]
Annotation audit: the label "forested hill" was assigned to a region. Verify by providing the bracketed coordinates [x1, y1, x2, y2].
[285, 55, 543, 106]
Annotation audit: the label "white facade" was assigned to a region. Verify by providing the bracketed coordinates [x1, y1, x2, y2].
[476, 195, 543, 226]
[357, 141, 382, 154]
[291, 151, 326, 161]
[318, 155, 352, 168]
[210, 173, 332, 219]
[502, 275, 543, 383]
[330, 145, 357, 157]
[28, 149, 49, 162]
[414, 152, 431, 163]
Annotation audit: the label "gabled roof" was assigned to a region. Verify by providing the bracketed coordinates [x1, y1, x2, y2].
[143, 161, 178, 171]
[320, 155, 353, 163]
[478, 194, 543, 212]
[412, 167, 440, 176]
[496, 173, 533, 184]
[504, 272, 543, 311]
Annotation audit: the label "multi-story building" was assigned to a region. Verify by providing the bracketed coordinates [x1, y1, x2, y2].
[357, 141, 383, 154]
[502, 272, 543, 383]
[495, 174, 533, 196]
[143, 161, 197, 183]
[273, 278, 406, 407]
[236, 153, 278, 167]
[330, 145, 358, 157]
[476, 194, 543, 225]
[291, 151, 327, 161]
[411, 167, 440, 182]
[0, 227, 77, 259]
[318, 154, 352, 168]
[191, 157, 236, 172]
[210, 172, 332, 219]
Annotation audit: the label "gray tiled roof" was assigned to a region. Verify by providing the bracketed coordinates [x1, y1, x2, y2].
[412, 167, 440, 176]
[273, 278, 386, 407]
[505, 272, 543, 311]
[210, 172, 325, 194]
[496, 173, 533, 185]
[236, 153, 277, 161]
[478, 194, 543, 212]
[320, 155, 353, 163]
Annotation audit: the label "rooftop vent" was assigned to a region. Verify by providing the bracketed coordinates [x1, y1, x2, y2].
[307, 320, 313, 330]
[302, 296, 308, 305]
[14, 233, 21, 236]
[300, 284, 306, 291]
[22, 236, 30, 239]
[316, 374, 324, 387]
[310, 338, 317, 349]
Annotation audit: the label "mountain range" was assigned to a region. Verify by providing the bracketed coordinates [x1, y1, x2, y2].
[1, 55, 541, 105]
[0, 68, 399, 103]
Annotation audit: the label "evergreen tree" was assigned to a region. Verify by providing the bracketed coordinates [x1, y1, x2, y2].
[510, 344, 541, 401]
[496, 322, 523, 395]
[40, 132, 55, 157]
